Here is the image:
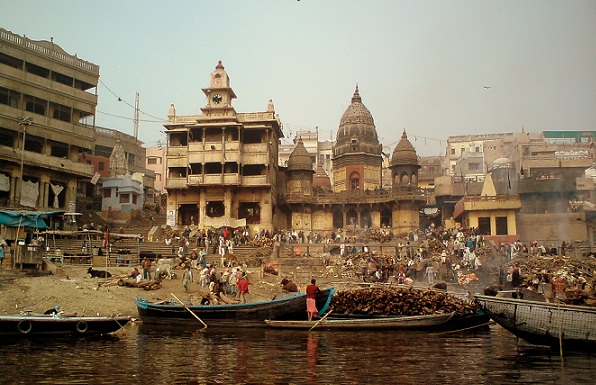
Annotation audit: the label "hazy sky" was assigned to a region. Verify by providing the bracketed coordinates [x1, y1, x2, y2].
[2, 1, 594, 156]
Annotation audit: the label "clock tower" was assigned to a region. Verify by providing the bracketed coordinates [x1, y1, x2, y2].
[201, 60, 237, 117]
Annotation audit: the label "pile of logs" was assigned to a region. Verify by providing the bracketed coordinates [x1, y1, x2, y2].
[116, 278, 162, 291]
[509, 253, 596, 306]
[330, 287, 480, 316]
[427, 238, 447, 254]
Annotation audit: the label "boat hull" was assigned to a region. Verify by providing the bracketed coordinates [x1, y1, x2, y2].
[265, 312, 454, 330]
[475, 295, 596, 350]
[0, 315, 131, 337]
[135, 288, 335, 327]
[328, 311, 490, 332]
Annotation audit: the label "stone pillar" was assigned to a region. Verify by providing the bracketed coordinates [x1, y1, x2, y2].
[260, 193, 273, 231]
[224, 188, 232, 218]
[9, 174, 18, 205]
[199, 191, 207, 227]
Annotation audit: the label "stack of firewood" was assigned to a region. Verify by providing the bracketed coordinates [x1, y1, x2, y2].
[427, 238, 447, 254]
[330, 287, 479, 316]
[116, 278, 162, 291]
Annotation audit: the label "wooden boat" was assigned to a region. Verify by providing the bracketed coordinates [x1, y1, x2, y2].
[265, 312, 454, 330]
[0, 313, 131, 337]
[475, 295, 596, 350]
[327, 310, 491, 332]
[135, 288, 335, 326]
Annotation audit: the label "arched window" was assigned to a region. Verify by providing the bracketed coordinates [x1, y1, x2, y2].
[349, 171, 360, 190]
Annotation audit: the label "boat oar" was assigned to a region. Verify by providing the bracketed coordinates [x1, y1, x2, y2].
[170, 293, 208, 330]
[309, 310, 332, 331]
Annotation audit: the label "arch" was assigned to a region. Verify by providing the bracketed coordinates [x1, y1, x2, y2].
[346, 208, 358, 227]
[349, 171, 360, 191]
[380, 208, 392, 228]
[360, 208, 372, 229]
[400, 172, 410, 185]
[332, 209, 344, 229]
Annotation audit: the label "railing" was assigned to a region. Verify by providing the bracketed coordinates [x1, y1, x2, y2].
[1, 28, 99, 74]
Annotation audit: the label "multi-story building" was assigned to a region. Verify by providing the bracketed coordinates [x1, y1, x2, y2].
[0, 28, 98, 213]
[163, 61, 283, 231]
[145, 146, 166, 193]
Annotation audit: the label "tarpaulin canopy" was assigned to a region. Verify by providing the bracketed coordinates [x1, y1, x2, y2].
[203, 216, 246, 229]
[0, 210, 61, 229]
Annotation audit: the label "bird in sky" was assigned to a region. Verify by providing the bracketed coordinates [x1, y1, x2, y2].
[483, 86, 491, 89]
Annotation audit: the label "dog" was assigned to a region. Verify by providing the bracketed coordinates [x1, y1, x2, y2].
[87, 267, 112, 278]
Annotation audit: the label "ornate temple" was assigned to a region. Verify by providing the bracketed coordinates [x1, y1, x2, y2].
[283, 87, 425, 235]
[164, 62, 425, 236]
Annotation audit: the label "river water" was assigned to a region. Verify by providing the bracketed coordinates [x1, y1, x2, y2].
[0, 323, 594, 385]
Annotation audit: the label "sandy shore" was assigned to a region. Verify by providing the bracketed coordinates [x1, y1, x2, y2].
[0, 264, 357, 318]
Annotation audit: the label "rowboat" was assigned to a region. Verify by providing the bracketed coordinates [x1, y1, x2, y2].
[327, 310, 491, 332]
[135, 288, 335, 326]
[0, 313, 131, 337]
[265, 312, 454, 330]
[475, 295, 596, 350]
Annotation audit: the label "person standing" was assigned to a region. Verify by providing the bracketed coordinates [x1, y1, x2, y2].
[182, 265, 193, 293]
[306, 279, 321, 321]
[236, 273, 250, 303]
[425, 265, 435, 286]
[0, 244, 5, 268]
[141, 257, 152, 280]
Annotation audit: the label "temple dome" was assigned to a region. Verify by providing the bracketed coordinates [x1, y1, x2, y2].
[391, 130, 419, 166]
[334, 85, 381, 157]
[287, 139, 313, 172]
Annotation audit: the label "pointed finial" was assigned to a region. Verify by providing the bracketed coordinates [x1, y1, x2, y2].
[216, 60, 224, 69]
[351, 84, 362, 103]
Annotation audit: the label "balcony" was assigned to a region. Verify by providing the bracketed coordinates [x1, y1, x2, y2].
[0, 144, 93, 177]
[187, 174, 203, 186]
[241, 175, 269, 186]
[201, 173, 240, 186]
[453, 195, 522, 219]
[166, 177, 188, 189]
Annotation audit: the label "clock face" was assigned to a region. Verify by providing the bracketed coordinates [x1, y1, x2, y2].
[212, 94, 222, 104]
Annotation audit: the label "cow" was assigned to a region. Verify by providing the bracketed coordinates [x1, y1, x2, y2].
[222, 253, 238, 267]
[87, 267, 112, 278]
[155, 257, 181, 280]
[155, 263, 173, 280]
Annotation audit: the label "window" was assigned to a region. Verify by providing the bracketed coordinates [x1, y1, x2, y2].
[0, 87, 20, 108]
[24, 95, 46, 115]
[496, 217, 508, 235]
[461, 148, 465, 154]
[478, 217, 491, 235]
[119, 193, 130, 204]
[132, 195, 137, 205]
[475, 146, 480, 152]
[25, 62, 50, 78]
[103, 189, 112, 198]
[51, 102, 71, 122]
[469, 163, 480, 171]
[451, 148, 456, 155]
[147, 157, 158, 165]
[98, 162, 105, 171]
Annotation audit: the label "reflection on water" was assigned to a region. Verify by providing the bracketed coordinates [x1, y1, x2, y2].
[0, 323, 594, 385]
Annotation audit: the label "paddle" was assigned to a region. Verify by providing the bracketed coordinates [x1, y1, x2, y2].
[309, 310, 332, 331]
[170, 293, 208, 330]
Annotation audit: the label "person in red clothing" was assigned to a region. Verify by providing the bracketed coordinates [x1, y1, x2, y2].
[236, 273, 250, 303]
[306, 279, 321, 321]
